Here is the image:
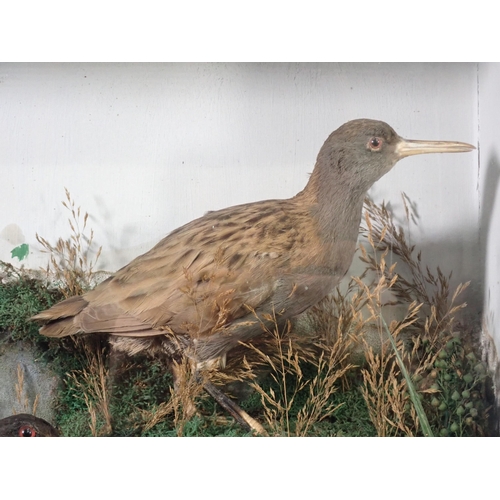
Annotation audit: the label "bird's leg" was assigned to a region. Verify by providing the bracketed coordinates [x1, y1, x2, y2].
[201, 378, 268, 436]
[168, 343, 267, 435]
[172, 356, 267, 435]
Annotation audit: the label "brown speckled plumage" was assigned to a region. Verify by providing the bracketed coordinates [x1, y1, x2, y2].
[31, 119, 474, 426]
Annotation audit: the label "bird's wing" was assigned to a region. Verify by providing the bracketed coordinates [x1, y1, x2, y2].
[80, 250, 276, 338]
[68, 199, 322, 338]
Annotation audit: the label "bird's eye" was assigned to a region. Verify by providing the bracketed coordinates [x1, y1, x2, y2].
[368, 137, 383, 151]
[19, 425, 36, 437]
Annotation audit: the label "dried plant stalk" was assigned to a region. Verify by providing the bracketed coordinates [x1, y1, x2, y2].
[36, 188, 102, 297]
[354, 196, 471, 436]
[67, 337, 112, 436]
[14, 364, 40, 415]
[237, 316, 353, 436]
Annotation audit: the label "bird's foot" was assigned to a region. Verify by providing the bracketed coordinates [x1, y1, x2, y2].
[202, 380, 268, 436]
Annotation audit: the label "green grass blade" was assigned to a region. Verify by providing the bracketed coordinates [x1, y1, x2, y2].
[379, 314, 434, 437]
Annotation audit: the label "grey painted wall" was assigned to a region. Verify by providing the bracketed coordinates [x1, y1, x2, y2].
[0, 62, 478, 264]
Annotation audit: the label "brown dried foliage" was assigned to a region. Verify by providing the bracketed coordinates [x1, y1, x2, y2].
[67, 337, 112, 436]
[15, 364, 40, 416]
[354, 196, 469, 436]
[139, 357, 207, 436]
[36, 188, 102, 298]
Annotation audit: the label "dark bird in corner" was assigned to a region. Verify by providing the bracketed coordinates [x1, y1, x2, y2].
[0, 414, 59, 437]
[31, 119, 475, 434]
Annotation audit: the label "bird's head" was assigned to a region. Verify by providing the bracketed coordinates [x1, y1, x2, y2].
[317, 118, 475, 192]
[0, 414, 60, 437]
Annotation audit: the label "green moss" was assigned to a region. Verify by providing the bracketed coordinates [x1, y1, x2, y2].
[0, 264, 64, 343]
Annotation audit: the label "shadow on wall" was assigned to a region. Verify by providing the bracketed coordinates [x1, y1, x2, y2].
[479, 151, 500, 325]
[349, 227, 484, 319]
[91, 194, 143, 270]
[478, 150, 500, 416]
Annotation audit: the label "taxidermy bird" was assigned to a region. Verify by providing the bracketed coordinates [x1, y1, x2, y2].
[0, 414, 59, 437]
[32, 119, 474, 433]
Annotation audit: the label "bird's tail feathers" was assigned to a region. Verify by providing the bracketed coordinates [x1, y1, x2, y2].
[31, 295, 88, 337]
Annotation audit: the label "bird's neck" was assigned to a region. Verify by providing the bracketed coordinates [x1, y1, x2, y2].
[295, 160, 366, 249]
